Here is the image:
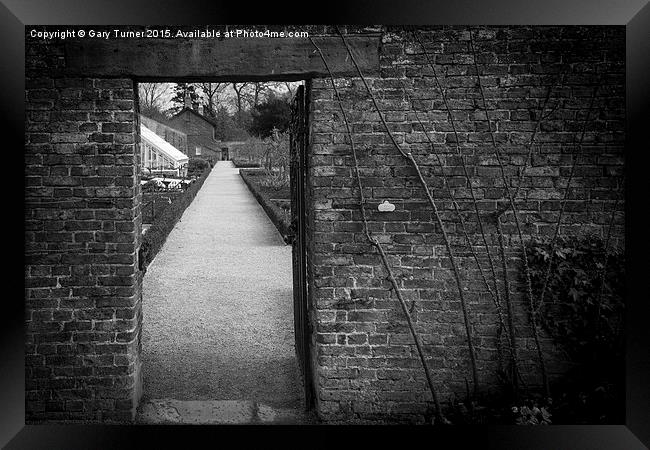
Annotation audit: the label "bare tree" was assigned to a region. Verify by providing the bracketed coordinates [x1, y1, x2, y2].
[237, 82, 268, 110]
[284, 82, 296, 98]
[197, 82, 227, 118]
[139, 83, 171, 110]
[251, 82, 267, 107]
[231, 82, 250, 123]
[261, 81, 297, 100]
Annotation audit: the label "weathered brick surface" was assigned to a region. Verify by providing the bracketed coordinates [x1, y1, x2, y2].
[25, 25, 625, 424]
[306, 26, 625, 423]
[25, 38, 143, 423]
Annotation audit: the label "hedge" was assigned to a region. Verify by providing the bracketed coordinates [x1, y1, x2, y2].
[187, 158, 211, 176]
[231, 158, 261, 168]
[139, 166, 212, 271]
[239, 169, 293, 244]
[141, 191, 183, 224]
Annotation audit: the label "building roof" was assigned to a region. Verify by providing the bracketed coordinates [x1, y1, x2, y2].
[140, 124, 189, 164]
[139, 114, 187, 138]
[170, 107, 218, 128]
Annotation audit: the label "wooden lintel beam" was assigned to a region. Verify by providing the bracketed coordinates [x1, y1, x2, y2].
[61, 35, 381, 80]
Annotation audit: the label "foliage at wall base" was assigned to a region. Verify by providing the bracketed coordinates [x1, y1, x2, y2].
[527, 234, 625, 364]
[526, 234, 625, 424]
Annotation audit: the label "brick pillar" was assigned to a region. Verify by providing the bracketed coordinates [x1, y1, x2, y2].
[25, 63, 143, 421]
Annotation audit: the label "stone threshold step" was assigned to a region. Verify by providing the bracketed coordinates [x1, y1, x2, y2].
[136, 399, 316, 425]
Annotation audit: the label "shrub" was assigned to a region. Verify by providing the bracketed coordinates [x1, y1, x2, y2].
[526, 234, 625, 424]
[231, 158, 261, 168]
[512, 403, 552, 426]
[230, 133, 290, 185]
[139, 165, 212, 271]
[527, 234, 625, 364]
[141, 192, 183, 224]
[233, 137, 265, 165]
[260, 129, 290, 187]
[187, 158, 210, 176]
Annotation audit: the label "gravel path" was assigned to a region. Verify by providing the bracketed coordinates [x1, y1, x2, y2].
[140, 161, 303, 410]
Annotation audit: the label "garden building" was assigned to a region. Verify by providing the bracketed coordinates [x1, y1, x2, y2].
[139, 114, 188, 155]
[168, 92, 222, 163]
[140, 123, 189, 177]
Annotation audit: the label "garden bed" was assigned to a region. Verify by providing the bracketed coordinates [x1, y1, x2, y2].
[239, 169, 292, 244]
[231, 158, 262, 168]
[142, 191, 184, 224]
[139, 166, 213, 271]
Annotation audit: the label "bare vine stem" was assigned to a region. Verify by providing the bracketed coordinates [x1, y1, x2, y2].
[410, 31, 504, 312]
[336, 27, 480, 397]
[478, 50, 567, 396]
[536, 83, 600, 315]
[404, 91, 521, 381]
[594, 177, 624, 334]
[309, 35, 445, 422]
[495, 78, 562, 218]
[494, 28, 567, 219]
[495, 217, 521, 393]
[413, 29, 551, 397]
[490, 69, 563, 395]
[408, 30, 553, 393]
[406, 93, 502, 311]
[468, 28, 549, 397]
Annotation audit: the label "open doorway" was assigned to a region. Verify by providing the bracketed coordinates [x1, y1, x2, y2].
[135, 80, 313, 424]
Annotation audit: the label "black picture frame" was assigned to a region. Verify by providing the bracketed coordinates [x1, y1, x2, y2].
[5, 1, 649, 448]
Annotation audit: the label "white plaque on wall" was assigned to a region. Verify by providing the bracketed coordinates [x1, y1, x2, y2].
[378, 200, 396, 212]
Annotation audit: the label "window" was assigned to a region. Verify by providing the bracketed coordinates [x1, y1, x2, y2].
[195, 146, 201, 156]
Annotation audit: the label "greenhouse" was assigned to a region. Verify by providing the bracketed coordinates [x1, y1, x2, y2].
[140, 123, 189, 177]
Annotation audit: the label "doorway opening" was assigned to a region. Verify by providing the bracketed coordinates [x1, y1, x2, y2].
[135, 79, 313, 424]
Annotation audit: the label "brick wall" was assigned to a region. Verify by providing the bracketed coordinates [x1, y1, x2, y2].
[306, 26, 625, 422]
[25, 38, 143, 422]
